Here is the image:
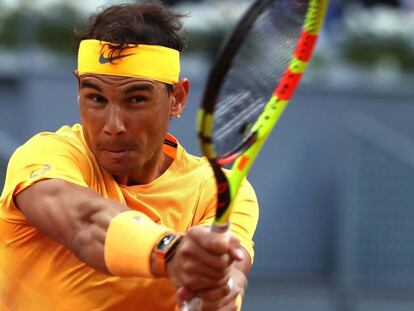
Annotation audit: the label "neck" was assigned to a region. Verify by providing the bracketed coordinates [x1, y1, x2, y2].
[114, 150, 173, 186]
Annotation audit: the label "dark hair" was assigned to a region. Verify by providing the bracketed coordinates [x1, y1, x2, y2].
[74, 1, 186, 52]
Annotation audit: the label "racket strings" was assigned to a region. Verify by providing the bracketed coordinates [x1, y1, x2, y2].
[215, 93, 263, 142]
[212, 0, 308, 157]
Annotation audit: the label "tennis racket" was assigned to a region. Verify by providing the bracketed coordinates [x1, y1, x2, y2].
[182, 0, 328, 310]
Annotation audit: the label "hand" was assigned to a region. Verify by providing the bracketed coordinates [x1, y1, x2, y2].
[166, 226, 243, 292]
[176, 268, 248, 311]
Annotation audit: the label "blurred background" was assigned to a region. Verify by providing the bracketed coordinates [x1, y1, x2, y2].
[1, 0, 414, 310]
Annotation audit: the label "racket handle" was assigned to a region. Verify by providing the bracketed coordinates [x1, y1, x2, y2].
[181, 224, 230, 311]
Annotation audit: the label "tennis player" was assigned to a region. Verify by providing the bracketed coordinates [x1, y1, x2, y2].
[0, 2, 258, 310]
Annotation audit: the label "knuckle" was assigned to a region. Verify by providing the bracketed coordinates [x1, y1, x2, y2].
[179, 243, 192, 257]
[182, 261, 195, 274]
[207, 238, 224, 251]
[222, 285, 231, 297]
[230, 235, 240, 245]
[214, 258, 230, 270]
[215, 277, 229, 288]
[201, 292, 215, 302]
[181, 275, 197, 290]
[188, 226, 207, 238]
[211, 271, 226, 282]
[205, 238, 215, 250]
[186, 227, 197, 236]
[202, 301, 218, 311]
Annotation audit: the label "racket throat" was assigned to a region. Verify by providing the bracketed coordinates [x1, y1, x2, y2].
[212, 223, 230, 234]
[216, 132, 257, 166]
[209, 160, 232, 225]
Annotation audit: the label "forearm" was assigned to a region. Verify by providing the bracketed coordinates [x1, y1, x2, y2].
[16, 178, 128, 273]
[17, 178, 178, 278]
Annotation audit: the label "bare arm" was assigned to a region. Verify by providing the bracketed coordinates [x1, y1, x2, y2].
[15, 178, 128, 274]
[16, 178, 249, 306]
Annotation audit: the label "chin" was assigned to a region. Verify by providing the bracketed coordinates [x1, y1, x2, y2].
[102, 163, 133, 177]
[96, 156, 132, 175]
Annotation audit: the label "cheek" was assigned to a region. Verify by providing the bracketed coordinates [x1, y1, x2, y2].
[153, 105, 171, 131]
[79, 101, 90, 122]
[79, 101, 104, 127]
[154, 96, 173, 120]
[80, 121, 96, 150]
[79, 104, 101, 145]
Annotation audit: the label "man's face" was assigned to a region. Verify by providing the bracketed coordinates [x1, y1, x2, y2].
[78, 74, 177, 181]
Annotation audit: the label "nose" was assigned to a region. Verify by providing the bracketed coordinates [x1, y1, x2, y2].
[103, 105, 126, 136]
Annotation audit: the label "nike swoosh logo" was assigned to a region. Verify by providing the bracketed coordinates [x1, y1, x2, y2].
[99, 53, 136, 64]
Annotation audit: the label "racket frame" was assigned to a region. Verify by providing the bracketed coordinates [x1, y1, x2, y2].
[197, 0, 329, 227]
[185, 1, 329, 310]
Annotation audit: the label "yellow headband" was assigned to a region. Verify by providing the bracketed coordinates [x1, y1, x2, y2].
[77, 39, 180, 84]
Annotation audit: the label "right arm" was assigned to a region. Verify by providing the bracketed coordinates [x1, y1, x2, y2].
[15, 178, 128, 274]
[16, 178, 239, 292]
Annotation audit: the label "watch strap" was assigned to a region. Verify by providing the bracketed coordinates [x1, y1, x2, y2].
[154, 233, 184, 277]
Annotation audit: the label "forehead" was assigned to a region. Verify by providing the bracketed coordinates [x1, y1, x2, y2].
[79, 74, 161, 89]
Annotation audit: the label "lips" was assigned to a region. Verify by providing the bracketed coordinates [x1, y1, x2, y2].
[96, 139, 137, 162]
[101, 149, 131, 161]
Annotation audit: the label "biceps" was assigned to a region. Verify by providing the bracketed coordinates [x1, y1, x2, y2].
[15, 179, 117, 248]
[16, 179, 79, 244]
[15, 178, 128, 273]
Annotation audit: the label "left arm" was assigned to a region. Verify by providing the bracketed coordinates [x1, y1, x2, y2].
[176, 173, 259, 310]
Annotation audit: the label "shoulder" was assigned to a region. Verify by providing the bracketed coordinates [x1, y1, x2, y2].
[6, 124, 94, 186]
[13, 124, 89, 159]
[175, 144, 212, 180]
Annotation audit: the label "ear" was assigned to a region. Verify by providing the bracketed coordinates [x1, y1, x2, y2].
[74, 71, 81, 104]
[170, 78, 190, 118]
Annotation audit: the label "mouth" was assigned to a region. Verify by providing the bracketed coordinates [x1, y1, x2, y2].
[101, 149, 131, 161]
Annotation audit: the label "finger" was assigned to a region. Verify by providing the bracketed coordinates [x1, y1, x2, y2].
[201, 290, 239, 311]
[228, 234, 241, 249]
[229, 269, 248, 297]
[196, 283, 232, 302]
[180, 271, 229, 291]
[187, 226, 233, 255]
[179, 237, 233, 271]
[176, 287, 194, 306]
[229, 247, 244, 261]
[180, 256, 232, 281]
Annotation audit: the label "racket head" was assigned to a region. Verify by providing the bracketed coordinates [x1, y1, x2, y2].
[197, 0, 328, 164]
[197, 0, 328, 225]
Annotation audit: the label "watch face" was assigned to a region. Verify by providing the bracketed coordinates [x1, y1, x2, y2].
[158, 234, 175, 251]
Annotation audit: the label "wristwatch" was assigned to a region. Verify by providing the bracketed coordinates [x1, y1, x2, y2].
[154, 233, 183, 276]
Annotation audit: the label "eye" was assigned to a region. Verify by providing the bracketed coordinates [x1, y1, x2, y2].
[129, 96, 147, 104]
[88, 94, 107, 104]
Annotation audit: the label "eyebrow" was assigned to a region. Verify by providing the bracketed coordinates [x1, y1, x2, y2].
[124, 83, 155, 94]
[80, 81, 102, 92]
[80, 80, 155, 94]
